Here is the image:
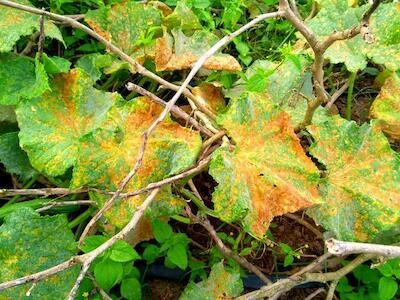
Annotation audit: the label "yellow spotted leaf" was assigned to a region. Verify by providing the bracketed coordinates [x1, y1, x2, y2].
[192, 83, 226, 114]
[209, 92, 320, 238]
[71, 97, 202, 228]
[370, 73, 400, 140]
[307, 116, 400, 242]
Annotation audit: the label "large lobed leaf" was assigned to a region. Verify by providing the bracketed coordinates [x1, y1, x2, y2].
[209, 92, 320, 238]
[71, 97, 202, 228]
[0, 208, 79, 299]
[16, 68, 119, 176]
[370, 72, 400, 140]
[307, 116, 400, 242]
[0, 54, 49, 106]
[16, 68, 202, 229]
[306, 0, 400, 72]
[179, 262, 243, 300]
[0, 0, 64, 52]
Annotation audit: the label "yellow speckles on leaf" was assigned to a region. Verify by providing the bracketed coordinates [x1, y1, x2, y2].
[192, 83, 226, 114]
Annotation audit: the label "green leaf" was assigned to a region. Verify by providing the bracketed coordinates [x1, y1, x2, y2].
[0, 105, 16, 123]
[155, 28, 241, 72]
[163, 1, 202, 31]
[306, 1, 400, 72]
[16, 68, 119, 176]
[370, 73, 400, 140]
[76, 53, 116, 81]
[151, 219, 173, 243]
[209, 92, 320, 237]
[0, 54, 49, 105]
[0, 132, 38, 181]
[71, 96, 201, 229]
[179, 262, 243, 300]
[0, 208, 79, 299]
[0, 0, 64, 52]
[120, 278, 141, 300]
[85, 1, 163, 63]
[80, 235, 108, 253]
[378, 277, 398, 300]
[42, 53, 71, 74]
[142, 244, 160, 264]
[167, 243, 188, 270]
[307, 116, 400, 241]
[94, 259, 123, 291]
[246, 72, 268, 92]
[283, 255, 294, 267]
[378, 263, 394, 277]
[109, 240, 141, 262]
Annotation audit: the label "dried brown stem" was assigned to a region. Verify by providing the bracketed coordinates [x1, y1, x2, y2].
[0, 187, 89, 198]
[189, 212, 272, 285]
[285, 213, 323, 239]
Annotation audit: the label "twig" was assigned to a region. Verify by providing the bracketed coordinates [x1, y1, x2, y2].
[326, 238, 400, 258]
[285, 213, 323, 239]
[0, 189, 160, 296]
[188, 211, 272, 285]
[0, 187, 89, 198]
[326, 279, 338, 300]
[188, 179, 203, 202]
[126, 82, 213, 137]
[20, 31, 40, 55]
[35, 200, 96, 212]
[79, 10, 284, 243]
[326, 81, 349, 109]
[304, 288, 326, 300]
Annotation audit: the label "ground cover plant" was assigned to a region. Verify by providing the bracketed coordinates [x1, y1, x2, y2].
[0, 0, 400, 299]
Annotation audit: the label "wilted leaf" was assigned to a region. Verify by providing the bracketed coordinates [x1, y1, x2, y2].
[0, 0, 64, 52]
[72, 97, 201, 228]
[307, 116, 400, 242]
[370, 73, 400, 140]
[192, 83, 226, 113]
[306, 1, 400, 72]
[0, 207, 79, 299]
[0, 54, 49, 105]
[85, 1, 163, 63]
[179, 262, 243, 300]
[209, 92, 320, 237]
[155, 28, 241, 72]
[16, 68, 120, 176]
[0, 132, 38, 181]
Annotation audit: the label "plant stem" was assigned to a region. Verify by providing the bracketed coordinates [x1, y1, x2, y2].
[171, 215, 190, 224]
[179, 188, 217, 217]
[346, 72, 357, 120]
[68, 207, 96, 229]
[3, 175, 38, 207]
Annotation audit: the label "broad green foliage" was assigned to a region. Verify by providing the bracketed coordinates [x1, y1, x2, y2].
[85, 1, 163, 63]
[0, 208, 78, 299]
[163, 0, 202, 31]
[370, 73, 400, 140]
[0, 106, 16, 123]
[225, 57, 326, 126]
[0, 55, 48, 105]
[209, 92, 320, 237]
[16, 68, 120, 176]
[307, 1, 400, 72]
[0, 132, 37, 181]
[76, 53, 121, 81]
[155, 28, 241, 72]
[41, 53, 71, 74]
[307, 116, 400, 242]
[0, 0, 64, 52]
[72, 97, 201, 228]
[179, 262, 243, 300]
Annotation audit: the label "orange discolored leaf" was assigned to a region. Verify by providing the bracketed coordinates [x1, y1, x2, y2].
[370, 73, 400, 140]
[155, 29, 241, 72]
[71, 97, 202, 228]
[209, 92, 320, 238]
[307, 116, 400, 242]
[192, 83, 226, 114]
